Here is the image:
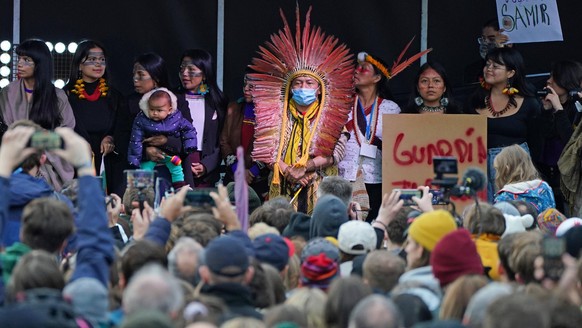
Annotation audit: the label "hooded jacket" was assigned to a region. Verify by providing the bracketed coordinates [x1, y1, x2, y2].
[309, 195, 348, 239]
[494, 179, 556, 214]
[128, 89, 197, 167]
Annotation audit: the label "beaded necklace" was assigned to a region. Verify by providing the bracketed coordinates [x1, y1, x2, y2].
[71, 78, 108, 101]
[420, 105, 445, 113]
[486, 95, 513, 117]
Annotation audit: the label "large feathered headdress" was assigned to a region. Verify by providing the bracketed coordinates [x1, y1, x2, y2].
[249, 6, 354, 168]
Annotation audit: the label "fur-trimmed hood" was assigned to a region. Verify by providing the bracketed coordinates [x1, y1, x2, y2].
[138, 87, 178, 118]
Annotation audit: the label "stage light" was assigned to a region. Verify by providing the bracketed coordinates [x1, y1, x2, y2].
[54, 79, 65, 89]
[0, 53, 10, 64]
[55, 42, 66, 54]
[68, 42, 77, 54]
[0, 79, 9, 88]
[0, 66, 10, 77]
[0, 41, 10, 52]
[45, 42, 53, 52]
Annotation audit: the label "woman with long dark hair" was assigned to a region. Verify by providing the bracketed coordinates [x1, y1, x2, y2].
[538, 60, 582, 212]
[116, 53, 194, 190]
[65, 40, 124, 194]
[0, 39, 75, 129]
[176, 49, 227, 187]
[403, 61, 462, 114]
[0, 39, 75, 191]
[466, 47, 542, 201]
[338, 52, 400, 222]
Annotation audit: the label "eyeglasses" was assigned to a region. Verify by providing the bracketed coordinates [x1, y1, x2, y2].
[484, 62, 506, 71]
[477, 36, 496, 45]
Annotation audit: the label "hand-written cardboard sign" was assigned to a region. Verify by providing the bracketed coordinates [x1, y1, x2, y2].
[382, 114, 488, 213]
[496, 0, 563, 43]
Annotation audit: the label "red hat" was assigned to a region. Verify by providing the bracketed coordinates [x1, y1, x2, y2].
[430, 228, 483, 287]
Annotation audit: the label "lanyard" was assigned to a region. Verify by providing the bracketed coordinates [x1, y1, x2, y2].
[358, 98, 377, 141]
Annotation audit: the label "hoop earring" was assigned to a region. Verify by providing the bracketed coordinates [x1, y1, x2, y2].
[414, 97, 424, 106]
[440, 97, 449, 107]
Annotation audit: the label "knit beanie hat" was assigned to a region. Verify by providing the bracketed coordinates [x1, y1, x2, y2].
[408, 210, 457, 251]
[430, 229, 484, 287]
[301, 237, 340, 263]
[537, 208, 567, 235]
[300, 253, 339, 290]
[283, 212, 311, 241]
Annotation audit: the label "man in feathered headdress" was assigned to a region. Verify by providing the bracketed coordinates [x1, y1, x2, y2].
[249, 6, 354, 214]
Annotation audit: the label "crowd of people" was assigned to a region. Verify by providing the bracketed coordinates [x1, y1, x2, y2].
[0, 6, 582, 328]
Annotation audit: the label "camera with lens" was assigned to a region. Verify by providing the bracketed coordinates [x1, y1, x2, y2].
[27, 131, 64, 150]
[430, 156, 486, 205]
[430, 156, 459, 205]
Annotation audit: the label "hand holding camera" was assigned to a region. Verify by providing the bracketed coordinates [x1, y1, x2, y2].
[0, 126, 36, 177]
[375, 190, 404, 227]
[51, 127, 93, 175]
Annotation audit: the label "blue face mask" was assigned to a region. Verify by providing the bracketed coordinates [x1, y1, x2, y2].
[292, 88, 318, 106]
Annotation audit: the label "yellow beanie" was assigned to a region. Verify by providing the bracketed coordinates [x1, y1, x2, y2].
[409, 210, 457, 251]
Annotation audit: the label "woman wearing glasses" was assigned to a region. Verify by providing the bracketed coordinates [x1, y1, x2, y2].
[466, 47, 542, 201]
[176, 49, 227, 187]
[0, 39, 76, 191]
[116, 53, 194, 190]
[65, 40, 125, 194]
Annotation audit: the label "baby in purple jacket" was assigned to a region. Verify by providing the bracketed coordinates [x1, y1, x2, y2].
[128, 88, 197, 188]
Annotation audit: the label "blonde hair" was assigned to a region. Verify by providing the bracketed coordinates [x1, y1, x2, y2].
[284, 254, 301, 291]
[494, 145, 539, 190]
[439, 275, 488, 321]
[286, 287, 328, 328]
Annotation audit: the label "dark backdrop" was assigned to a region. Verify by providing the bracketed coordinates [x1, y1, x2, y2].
[1, 0, 581, 106]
